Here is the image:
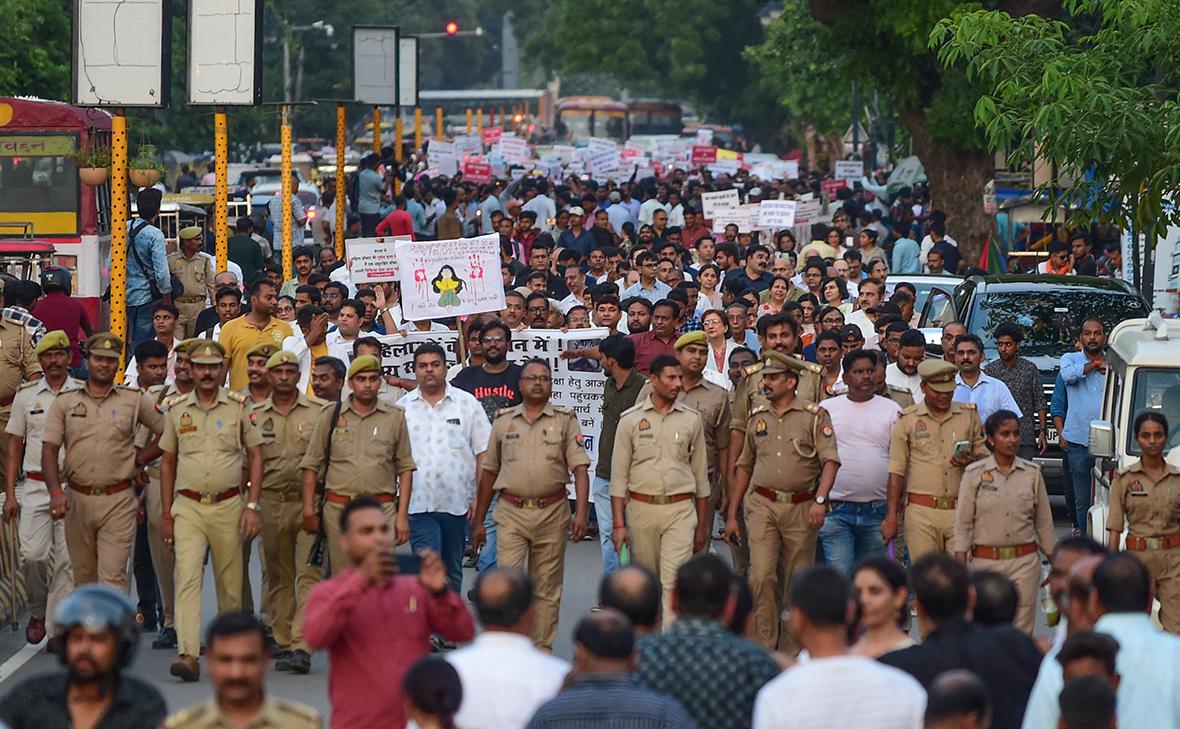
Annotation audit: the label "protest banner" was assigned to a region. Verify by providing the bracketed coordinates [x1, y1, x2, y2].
[395, 233, 505, 321]
[345, 235, 412, 284]
[758, 200, 797, 229]
[707, 160, 740, 177]
[481, 126, 503, 144]
[691, 145, 718, 166]
[373, 328, 608, 475]
[794, 199, 821, 226]
[462, 159, 492, 183]
[700, 189, 740, 219]
[695, 128, 714, 144]
[822, 178, 849, 197]
[711, 203, 761, 233]
[551, 144, 576, 161]
[587, 147, 621, 175]
[499, 137, 531, 164]
[834, 160, 863, 181]
[454, 135, 482, 156]
[587, 137, 618, 155]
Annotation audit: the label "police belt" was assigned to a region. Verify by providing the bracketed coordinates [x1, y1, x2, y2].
[1125, 534, 1180, 551]
[907, 493, 958, 510]
[752, 486, 816, 504]
[499, 489, 567, 509]
[261, 489, 303, 503]
[628, 491, 694, 505]
[68, 480, 134, 497]
[23, 471, 44, 482]
[323, 490, 395, 505]
[176, 485, 242, 504]
[971, 543, 1038, 560]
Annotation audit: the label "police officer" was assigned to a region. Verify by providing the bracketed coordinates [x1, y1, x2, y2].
[159, 339, 264, 682]
[299, 354, 415, 574]
[43, 333, 164, 591]
[638, 331, 730, 543]
[612, 354, 710, 625]
[723, 350, 840, 650]
[169, 226, 215, 338]
[3, 331, 76, 645]
[1106, 412, 1180, 633]
[165, 612, 321, 729]
[471, 358, 590, 651]
[242, 343, 278, 404]
[253, 350, 327, 674]
[139, 338, 197, 651]
[953, 409, 1056, 633]
[0, 294, 41, 453]
[885, 359, 987, 560]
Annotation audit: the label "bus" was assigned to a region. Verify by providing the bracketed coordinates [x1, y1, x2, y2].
[554, 96, 627, 144]
[0, 97, 111, 324]
[627, 100, 683, 136]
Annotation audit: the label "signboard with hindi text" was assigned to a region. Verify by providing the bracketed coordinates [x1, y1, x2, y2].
[345, 236, 411, 284]
[394, 234, 505, 321]
[834, 160, 863, 181]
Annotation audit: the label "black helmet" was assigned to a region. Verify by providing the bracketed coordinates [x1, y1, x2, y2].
[40, 266, 71, 293]
[53, 584, 139, 668]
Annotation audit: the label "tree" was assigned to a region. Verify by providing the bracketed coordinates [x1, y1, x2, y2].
[0, 0, 70, 99]
[932, 0, 1180, 292]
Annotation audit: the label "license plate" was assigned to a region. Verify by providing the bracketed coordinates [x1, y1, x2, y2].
[1041, 425, 1059, 442]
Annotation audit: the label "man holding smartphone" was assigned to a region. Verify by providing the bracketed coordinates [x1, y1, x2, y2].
[884, 359, 988, 561]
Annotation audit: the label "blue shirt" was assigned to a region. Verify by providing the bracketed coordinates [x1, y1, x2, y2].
[406, 198, 428, 236]
[121, 219, 171, 306]
[953, 371, 1022, 425]
[891, 237, 921, 274]
[1059, 351, 1105, 444]
[557, 228, 597, 260]
[357, 168, 384, 215]
[1049, 371, 1068, 420]
[526, 674, 697, 729]
[622, 279, 673, 304]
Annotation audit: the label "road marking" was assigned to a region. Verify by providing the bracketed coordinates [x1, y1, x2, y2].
[0, 641, 43, 685]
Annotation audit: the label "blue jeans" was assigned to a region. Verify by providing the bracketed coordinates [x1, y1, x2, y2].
[1065, 442, 1094, 533]
[408, 512, 467, 593]
[126, 303, 156, 350]
[477, 494, 499, 571]
[818, 500, 887, 579]
[593, 477, 620, 573]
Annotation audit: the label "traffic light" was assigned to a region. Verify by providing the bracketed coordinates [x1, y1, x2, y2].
[445, 21, 459, 35]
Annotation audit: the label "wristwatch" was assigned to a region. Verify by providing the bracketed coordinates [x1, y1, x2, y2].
[815, 495, 827, 505]
[245, 501, 261, 513]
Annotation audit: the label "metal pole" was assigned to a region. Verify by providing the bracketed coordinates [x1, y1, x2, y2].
[335, 103, 347, 259]
[281, 104, 294, 281]
[436, 107, 444, 140]
[214, 108, 229, 273]
[110, 110, 129, 373]
[394, 110, 404, 195]
[476, 108, 483, 135]
[414, 107, 422, 152]
[466, 107, 472, 135]
[372, 107, 382, 154]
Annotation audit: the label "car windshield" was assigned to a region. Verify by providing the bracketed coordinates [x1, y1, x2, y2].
[974, 289, 1149, 356]
[1127, 368, 1180, 455]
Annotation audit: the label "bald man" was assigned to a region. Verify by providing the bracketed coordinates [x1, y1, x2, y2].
[599, 565, 662, 637]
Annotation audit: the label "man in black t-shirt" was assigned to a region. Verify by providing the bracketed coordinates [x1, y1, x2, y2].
[451, 319, 522, 571]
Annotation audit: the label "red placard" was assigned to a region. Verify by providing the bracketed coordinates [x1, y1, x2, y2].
[691, 145, 717, 166]
[481, 126, 503, 144]
[462, 160, 492, 183]
[822, 178, 849, 196]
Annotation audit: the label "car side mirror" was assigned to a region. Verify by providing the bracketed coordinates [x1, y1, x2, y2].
[1089, 420, 1114, 459]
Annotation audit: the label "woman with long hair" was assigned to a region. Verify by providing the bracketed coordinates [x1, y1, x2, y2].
[851, 557, 915, 657]
[702, 308, 737, 379]
[404, 656, 463, 729]
[820, 276, 852, 315]
[758, 276, 792, 318]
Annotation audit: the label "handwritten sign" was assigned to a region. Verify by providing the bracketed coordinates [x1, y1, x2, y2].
[345, 236, 412, 284]
[834, 160, 863, 181]
[794, 199, 821, 226]
[701, 189, 740, 219]
[395, 234, 505, 321]
[758, 200, 797, 229]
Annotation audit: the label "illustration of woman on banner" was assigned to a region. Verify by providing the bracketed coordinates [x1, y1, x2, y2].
[431, 265, 466, 309]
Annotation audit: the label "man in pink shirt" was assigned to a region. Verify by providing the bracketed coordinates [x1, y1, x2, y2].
[304, 495, 474, 729]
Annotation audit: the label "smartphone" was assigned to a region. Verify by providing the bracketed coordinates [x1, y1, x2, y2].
[395, 553, 422, 574]
[953, 440, 971, 459]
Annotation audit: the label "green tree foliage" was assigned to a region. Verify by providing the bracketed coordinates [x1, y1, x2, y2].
[933, 0, 1180, 243]
[0, 0, 70, 99]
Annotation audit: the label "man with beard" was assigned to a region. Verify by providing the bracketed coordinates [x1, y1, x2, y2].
[320, 282, 348, 326]
[525, 293, 552, 329]
[625, 298, 652, 334]
[886, 329, 926, 405]
[452, 320, 523, 572]
[0, 584, 167, 728]
[220, 279, 293, 391]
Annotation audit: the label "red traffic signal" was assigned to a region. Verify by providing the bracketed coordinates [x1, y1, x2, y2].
[445, 21, 459, 35]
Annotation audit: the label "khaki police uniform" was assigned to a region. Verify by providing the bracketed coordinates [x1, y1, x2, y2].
[165, 697, 321, 729]
[888, 401, 986, 560]
[1107, 462, 1180, 633]
[482, 403, 590, 650]
[4, 374, 76, 627]
[611, 397, 709, 625]
[139, 383, 186, 632]
[254, 389, 328, 654]
[953, 455, 1056, 633]
[299, 396, 415, 574]
[0, 316, 41, 453]
[639, 376, 730, 488]
[235, 342, 278, 620]
[160, 387, 262, 659]
[43, 351, 163, 590]
[730, 356, 823, 435]
[885, 385, 915, 409]
[737, 395, 839, 650]
[168, 247, 214, 338]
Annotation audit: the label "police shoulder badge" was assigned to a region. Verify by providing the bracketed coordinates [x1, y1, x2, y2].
[755, 419, 768, 437]
[820, 424, 834, 437]
[638, 418, 651, 431]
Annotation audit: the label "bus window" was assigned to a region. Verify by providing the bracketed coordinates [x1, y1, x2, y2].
[601, 113, 626, 142]
[0, 135, 79, 236]
[558, 111, 594, 142]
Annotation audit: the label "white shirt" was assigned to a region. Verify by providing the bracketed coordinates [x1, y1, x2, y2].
[325, 328, 358, 366]
[885, 363, 924, 405]
[560, 292, 586, 314]
[1021, 612, 1180, 729]
[753, 654, 925, 729]
[281, 332, 315, 392]
[919, 232, 958, 264]
[448, 632, 569, 729]
[606, 204, 631, 235]
[638, 198, 669, 225]
[845, 308, 878, 349]
[953, 371, 1022, 424]
[822, 395, 900, 502]
[122, 337, 183, 386]
[522, 194, 557, 234]
[6, 376, 78, 473]
[400, 385, 491, 516]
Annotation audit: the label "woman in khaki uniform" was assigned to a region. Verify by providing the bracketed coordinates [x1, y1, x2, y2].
[1107, 412, 1180, 633]
[952, 409, 1056, 633]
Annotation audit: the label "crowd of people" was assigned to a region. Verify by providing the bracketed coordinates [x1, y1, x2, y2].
[0, 156, 1167, 729]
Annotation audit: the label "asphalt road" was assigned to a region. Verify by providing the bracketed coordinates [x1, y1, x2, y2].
[0, 498, 1075, 723]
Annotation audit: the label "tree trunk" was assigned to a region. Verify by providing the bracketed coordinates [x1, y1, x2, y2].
[899, 107, 993, 272]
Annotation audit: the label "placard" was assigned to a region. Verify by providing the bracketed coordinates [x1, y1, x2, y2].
[397, 35, 419, 107]
[345, 236, 411, 284]
[700, 189, 740, 219]
[758, 200, 797, 229]
[691, 145, 717, 166]
[834, 160, 863, 181]
[498, 137, 530, 164]
[461, 160, 491, 183]
[74, 0, 169, 106]
[352, 26, 398, 105]
[395, 234, 505, 320]
[711, 204, 760, 233]
[187, 0, 262, 105]
[481, 126, 503, 145]
[794, 199, 821, 226]
[822, 178, 849, 197]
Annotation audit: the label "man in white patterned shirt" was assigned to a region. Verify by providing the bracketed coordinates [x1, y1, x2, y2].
[401, 342, 492, 592]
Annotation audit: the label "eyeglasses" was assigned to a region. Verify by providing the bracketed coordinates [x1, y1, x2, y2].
[520, 375, 552, 383]
[480, 336, 506, 344]
[527, 306, 549, 314]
